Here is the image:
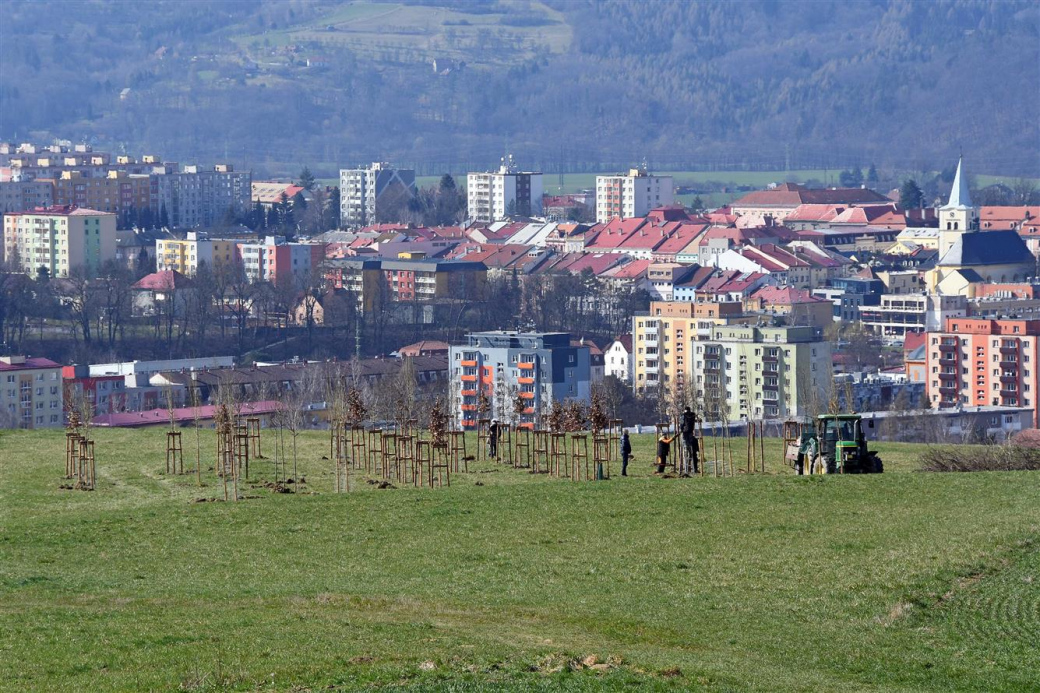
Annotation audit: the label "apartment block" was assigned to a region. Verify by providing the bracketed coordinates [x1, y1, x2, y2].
[595, 167, 674, 223]
[860, 294, 967, 337]
[339, 162, 416, 227]
[0, 356, 64, 429]
[51, 170, 151, 224]
[467, 156, 543, 222]
[239, 236, 326, 285]
[449, 331, 590, 429]
[632, 301, 746, 391]
[924, 317, 1040, 425]
[155, 232, 239, 276]
[324, 258, 487, 314]
[2, 206, 117, 277]
[692, 324, 832, 421]
[0, 180, 53, 213]
[151, 164, 251, 229]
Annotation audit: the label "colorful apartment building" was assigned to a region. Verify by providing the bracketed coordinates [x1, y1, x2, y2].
[632, 301, 747, 391]
[449, 331, 590, 429]
[924, 317, 1040, 425]
[155, 232, 239, 276]
[238, 236, 326, 285]
[50, 170, 151, 224]
[2, 206, 116, 277]
[0, 356, 64, 429]
[595, 167, 673, 223]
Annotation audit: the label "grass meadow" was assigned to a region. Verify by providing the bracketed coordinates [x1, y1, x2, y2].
[1, 428, 1039, 691]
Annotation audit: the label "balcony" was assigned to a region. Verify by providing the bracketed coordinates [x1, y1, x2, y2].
[460, 374, 477, 382]
[460, 389, 477, 397]
[518, 376, 535, 385]
[999, 374, 1019, 384]
[519, 391, 535, 399]
[1000, 345, 1019, 354]
[1000, 389, 1019, 398]
[461, 359, 477, 367]
[938, 385, 959, 395]
[518, 362, 535, 370]
[938, 356, 959, 366]
[938, 371, 958, 381]
[999, 359, 1019, 368]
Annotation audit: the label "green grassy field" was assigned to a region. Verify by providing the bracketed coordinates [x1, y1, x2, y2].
[2, 428, 1039, 691]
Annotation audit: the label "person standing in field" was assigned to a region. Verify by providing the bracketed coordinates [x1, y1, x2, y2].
[487, 419, 499, 460]
[620, 430, 632, 476]
[656, 433, 675, 474]
[680, 406, 699, 474]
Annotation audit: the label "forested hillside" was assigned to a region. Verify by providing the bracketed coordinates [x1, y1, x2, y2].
[1, 0, 1036, 178]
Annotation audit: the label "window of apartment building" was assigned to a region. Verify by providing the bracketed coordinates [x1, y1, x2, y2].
[5, 376, 12, 383]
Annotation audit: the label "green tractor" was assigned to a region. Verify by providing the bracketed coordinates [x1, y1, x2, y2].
[795, 414, 883, 475]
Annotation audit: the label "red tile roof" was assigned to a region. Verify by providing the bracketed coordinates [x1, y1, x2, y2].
[132, 270, 193, 291]
[0, 356, 61, 372]
[733, 186, 891, 209]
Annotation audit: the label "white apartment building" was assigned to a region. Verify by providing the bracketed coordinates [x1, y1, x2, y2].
[467, 156, 544, 222]
[595, 167, 674, 223]
[0, 356, 64, 429]
[2, 205, 117, 277]
[339, 162, 416, 227]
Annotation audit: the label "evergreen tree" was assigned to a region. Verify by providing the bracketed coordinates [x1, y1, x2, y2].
[899, 179, 924, 210]
[159, 203, 170, 229]
[867, 163, 879, 187]
[298, 166, 315, 191]
[327, 187, 341, 230]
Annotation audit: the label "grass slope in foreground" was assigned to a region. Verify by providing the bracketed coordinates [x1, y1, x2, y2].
[1, 429, 1039, 691]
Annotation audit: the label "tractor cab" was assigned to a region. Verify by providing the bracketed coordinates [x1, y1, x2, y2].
[814, 414, 883, 474]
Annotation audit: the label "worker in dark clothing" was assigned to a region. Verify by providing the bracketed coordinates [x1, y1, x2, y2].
[656, 434, 675, 474]
[620, 430, 632, 476]
[680, 406, 699, 474]
[487, 419, 499, 459]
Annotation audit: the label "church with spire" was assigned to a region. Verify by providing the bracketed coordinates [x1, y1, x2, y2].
[927, 157, 1034, 296]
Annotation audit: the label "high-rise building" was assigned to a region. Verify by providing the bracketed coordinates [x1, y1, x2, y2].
[0, 180, 53, 213]
[448, 331, 589, 429]
[151, 164, 251, 229]
[595, 167, 673, 223]
[924, 317, 1040, 425]
[339, 162, 416, 227]
[692, 324, 832, 421]
[467, 156, 543, 222]
[51, 170, 151, 224]
[2, 206, 116, 277]
[0, 356, 64, 429]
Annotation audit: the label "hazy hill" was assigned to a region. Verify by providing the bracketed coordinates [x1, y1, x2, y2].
[1, 0, 1037, 178]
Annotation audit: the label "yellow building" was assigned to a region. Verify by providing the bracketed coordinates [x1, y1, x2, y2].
[155, 232, 240, 276]
[51, 170, 151, 222]
[632, 301, 745, 391]
[2, 206, 116, 277]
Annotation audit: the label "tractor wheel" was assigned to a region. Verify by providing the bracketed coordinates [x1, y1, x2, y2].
[868, 453, 883, 474]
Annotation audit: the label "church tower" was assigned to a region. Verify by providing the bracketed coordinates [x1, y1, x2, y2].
[938, 157, 978, 258]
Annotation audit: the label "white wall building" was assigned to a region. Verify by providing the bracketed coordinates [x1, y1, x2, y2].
[595, 167, 674, 223]
[0, 356, 64, 429]
[605, 337, 633, 382]
[339, 162, 416, 227]
[467, 156, 543, 222]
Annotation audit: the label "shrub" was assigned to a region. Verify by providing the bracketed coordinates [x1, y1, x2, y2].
[920, 445, 1040, 472]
